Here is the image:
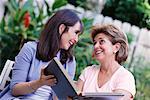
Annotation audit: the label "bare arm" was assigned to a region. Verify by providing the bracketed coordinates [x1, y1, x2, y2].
[12, 68, 57, 96]
[113, 89, 133, 100]
[12, 80, 41, 96]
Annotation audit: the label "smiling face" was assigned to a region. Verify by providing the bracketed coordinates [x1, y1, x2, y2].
[60, 21, 81, 50]
[91, 24, 128, 64]
[93, 33, 120, 62]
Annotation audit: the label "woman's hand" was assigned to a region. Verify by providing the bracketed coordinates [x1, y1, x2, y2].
[12, 68, 57, 96]
[38, 68, 57, 86]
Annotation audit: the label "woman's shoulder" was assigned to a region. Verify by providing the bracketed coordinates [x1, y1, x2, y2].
[23, 41, 38, 50]
[18, 41, 38, 57]
[79, 65, 99, 81]
[117, 66, 134, 78]
[83, 65, 100, 73]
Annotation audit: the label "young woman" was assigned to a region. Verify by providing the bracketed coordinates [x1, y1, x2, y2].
[0, 9, 83, 100]
[76, 24, 136, 100]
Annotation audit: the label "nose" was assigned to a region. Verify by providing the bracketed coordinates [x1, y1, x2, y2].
[94, 42, 99, 49]
[74, 35, 79, 43]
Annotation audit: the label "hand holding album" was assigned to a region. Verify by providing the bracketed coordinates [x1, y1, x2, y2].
[40, 68, 57, 86]
[43, 57, 78, 99]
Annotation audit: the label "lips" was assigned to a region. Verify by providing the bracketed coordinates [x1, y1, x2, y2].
[69, 39, 76, 46]
[69, 40, 74, 45]
[95, 49, 103, 55]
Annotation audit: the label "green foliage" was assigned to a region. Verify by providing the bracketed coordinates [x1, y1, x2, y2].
[74, 18, 98, 80]
[129, 56, 150, 100]
[134, 67, 150, 100]
[126, 32, 135, 44]
[52, 0, 68, 10]
[102, 0, 150, 29]
[76, 0, 90, 10]
[0, 0, 41, 71]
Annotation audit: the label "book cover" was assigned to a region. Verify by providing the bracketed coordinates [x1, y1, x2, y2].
[44, 57, 79, 99]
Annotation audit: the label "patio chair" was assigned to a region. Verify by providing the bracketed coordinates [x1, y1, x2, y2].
[0, 60, 14, 91]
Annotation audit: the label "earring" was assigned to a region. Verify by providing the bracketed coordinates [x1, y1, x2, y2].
[113, 51, 116, 54]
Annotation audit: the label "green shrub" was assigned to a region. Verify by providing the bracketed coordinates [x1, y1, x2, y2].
[102, 0, 150, 29]
[129, 56, 150, 100]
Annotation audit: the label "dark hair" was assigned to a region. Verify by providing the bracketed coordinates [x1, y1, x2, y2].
[36, 9, 83, 63]
[91, 24, 128, 64]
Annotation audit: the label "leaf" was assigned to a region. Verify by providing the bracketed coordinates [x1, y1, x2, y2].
[44, 0, 52, 16]
[0, 18, 5, 33]
[6, 3, 16, 17]
[22, 0, 34, 13]
[10, 0, 19, 10]
[52, 0, 68, 10]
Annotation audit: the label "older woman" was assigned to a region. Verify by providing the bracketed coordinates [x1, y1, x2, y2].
[76, 24, 136, 100]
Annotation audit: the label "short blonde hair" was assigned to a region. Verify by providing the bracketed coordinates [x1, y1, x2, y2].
[91, 24, 129, 64]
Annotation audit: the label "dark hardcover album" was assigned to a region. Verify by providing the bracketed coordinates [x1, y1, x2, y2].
[44, 57, 79, 99]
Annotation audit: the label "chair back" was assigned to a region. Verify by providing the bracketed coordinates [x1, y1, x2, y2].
[0, 60, 14, 90]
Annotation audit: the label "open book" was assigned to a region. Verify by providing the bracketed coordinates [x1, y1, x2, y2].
[44, 57, 124, 99]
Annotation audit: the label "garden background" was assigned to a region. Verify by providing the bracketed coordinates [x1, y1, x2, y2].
[0, 0, 150, 100]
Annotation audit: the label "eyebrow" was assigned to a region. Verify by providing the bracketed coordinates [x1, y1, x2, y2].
[94, 37, 103, 42]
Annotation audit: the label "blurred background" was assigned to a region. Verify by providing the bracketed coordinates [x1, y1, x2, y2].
[0, 0, 150, 99]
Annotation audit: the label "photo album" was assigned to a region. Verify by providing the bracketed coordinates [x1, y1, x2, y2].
[44, 57, 79, 99]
